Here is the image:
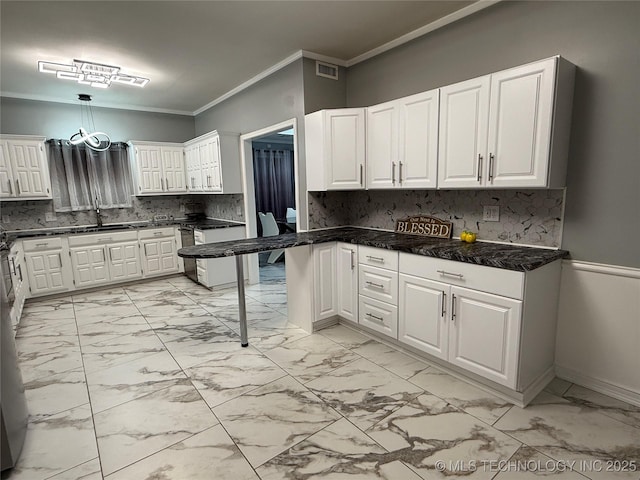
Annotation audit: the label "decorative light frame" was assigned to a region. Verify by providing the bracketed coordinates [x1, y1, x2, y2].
[38, 59, 149, 89]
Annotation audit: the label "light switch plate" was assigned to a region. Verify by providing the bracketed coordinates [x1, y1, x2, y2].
[483, 205, 500, 222]
[45, 212, 57, 222]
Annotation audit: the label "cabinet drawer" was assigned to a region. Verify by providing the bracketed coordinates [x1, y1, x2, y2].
[68, 231, 138, 247]
[23, 237, 63, 252]
[359, 295, 398, 339]
[399, 253, 524, 299]
[139, 227, 175, 239]
[358, 245, 398, 270]
[359, 264, 398, 304]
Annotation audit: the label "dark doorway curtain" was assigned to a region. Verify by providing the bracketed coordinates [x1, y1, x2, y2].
[253, 148, 295, 234]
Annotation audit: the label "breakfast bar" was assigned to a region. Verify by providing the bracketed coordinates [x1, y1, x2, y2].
[177, 227, 568, 347]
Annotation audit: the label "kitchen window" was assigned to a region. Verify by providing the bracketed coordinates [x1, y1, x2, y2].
[47, 140, 133, 212]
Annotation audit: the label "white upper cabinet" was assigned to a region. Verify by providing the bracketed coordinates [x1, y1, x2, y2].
[184, 131, 241, 194]
[367, 89, 439, 189]
[0, 135, 52, 200]
[306, 108, 366, 191]
[438, 76, 490, 188]
[439, 56, 575, 189]
[130, 142, 186, 195]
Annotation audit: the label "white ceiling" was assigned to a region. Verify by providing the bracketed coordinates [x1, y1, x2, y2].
[1, 1, 480, 115]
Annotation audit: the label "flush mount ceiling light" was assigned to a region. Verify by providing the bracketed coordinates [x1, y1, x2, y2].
[70, 94, 111, 151]
[38, 59, 149, 89]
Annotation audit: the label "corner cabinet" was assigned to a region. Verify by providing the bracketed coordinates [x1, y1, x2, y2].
[184, 131, 242, 194]
[367, 89, 439, 190]
[0, 135, 52, 200]
[129, 142, 187, 195]
[438, 56, 575, 189]
[305, 108, 366, 191]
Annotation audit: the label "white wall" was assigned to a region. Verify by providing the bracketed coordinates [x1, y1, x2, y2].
[556, 261, 640, 406]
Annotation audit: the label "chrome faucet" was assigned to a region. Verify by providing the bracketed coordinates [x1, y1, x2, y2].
[94, 196, 103, 227]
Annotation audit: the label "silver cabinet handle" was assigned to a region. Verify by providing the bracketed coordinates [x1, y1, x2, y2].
[477, 154, 483, 181]
[57, 252, 62, 265]
[101, 248, 106, 262]
[437, 270, 464, 279]
[366, 255, 385, 263]
[366, 312, 384, 322]
[350, 250, 355, 270]
[153, 231, 163, 236]
[366, 280, 385, 289]
[15, 179, 20, 195]
[7, 179, 13, 195]
[98, 237, 113, 243]
[108, 247, 112, 263]
[399, 161, 403, 184]
[489, 153, 495, 181]
[35, 242, 49, 247]
[392, 162, 396, 184]
[161, 178, 165, 191]
[17, 264, 22, 282]
[360, 164, 363, 186]
[441, 292, 446, 318]
[166, 177, 169, 190]
[451, 294, 457, 322]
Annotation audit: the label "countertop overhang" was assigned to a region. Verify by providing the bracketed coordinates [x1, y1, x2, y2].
[178, 227, 568, 272]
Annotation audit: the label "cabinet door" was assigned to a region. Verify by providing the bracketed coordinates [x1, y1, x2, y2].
[136, 146, 163, 193]
[201, 137, 222, 192]
[367, 102, 397, 189]
[108, 242, 142, 281]
[70, 246, 110, 288]
[438, 76, 490, 188]
[185, 146, 201, 192]
[398, 90, 439, 189]
[161, 147, 186, 193]
[142, 237, 178, 277]
[448, 286, 522, 388]
[313, 243, 337, 321]
[398, 274, 449, 360]
[336, 242, 358, 324]
[0, 141, 14, 198]
[25, 251, 67, 295]
[487, 58, 556, 187]
[8, 140, 51, 198]
[325, 110, 366, 190]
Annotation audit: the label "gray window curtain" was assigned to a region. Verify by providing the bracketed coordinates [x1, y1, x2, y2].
[252, 148, 295, 222]
[47, 140, 132, 212]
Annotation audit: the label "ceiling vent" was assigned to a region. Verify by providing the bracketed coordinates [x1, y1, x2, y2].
[316, 61, 339, 80]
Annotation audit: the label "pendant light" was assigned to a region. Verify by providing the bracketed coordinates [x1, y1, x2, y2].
[69, 94, 111, 152]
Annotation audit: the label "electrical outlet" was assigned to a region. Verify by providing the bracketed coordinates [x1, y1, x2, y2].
[236, 205, 242, 216]
[179, 203, 185, 213]
[483, 205, 500, 222]
[45, 212, 57, 222]
[1, 215, 9, 224]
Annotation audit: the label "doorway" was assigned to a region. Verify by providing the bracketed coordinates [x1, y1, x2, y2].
[239, 119, 300, 285]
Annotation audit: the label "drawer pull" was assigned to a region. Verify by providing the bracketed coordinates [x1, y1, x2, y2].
[366, 255, 385, 263]
[437, 269, 464, 279]
[98, 238, 113, 243]
[365, 281, 385, 289]
[154, 231, 164, 236]
[35, 242, 49, 247]
[366, 312, 384, 322]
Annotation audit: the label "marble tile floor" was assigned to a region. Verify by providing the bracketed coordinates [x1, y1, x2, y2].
[5, 264, 639, 480]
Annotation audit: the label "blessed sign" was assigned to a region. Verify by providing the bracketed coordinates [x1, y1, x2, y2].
[395, 216, 452, 239]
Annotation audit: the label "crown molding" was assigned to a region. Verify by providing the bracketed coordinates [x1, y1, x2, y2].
[0, 91, 193, 116]
[345, 0, 502, 67]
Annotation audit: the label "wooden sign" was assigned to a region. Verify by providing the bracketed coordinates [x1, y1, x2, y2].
[395, 215, 452, 239]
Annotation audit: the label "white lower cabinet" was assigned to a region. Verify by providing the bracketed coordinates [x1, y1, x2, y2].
[398, 274, 449, 361]
[70, 245, 110, 288]
[194, 226, 245, 287]
[448, 286, 521, 388]
[23, 237, 72, 297]
[140, 228, 179, 277]
[313, 242, 338, 321]
[336, 242, 358, 324]
[107, 242, 142, 282]
[359, 295, 398, 338]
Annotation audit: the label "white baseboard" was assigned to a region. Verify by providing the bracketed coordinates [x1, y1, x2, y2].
[555, 366, 640, 407]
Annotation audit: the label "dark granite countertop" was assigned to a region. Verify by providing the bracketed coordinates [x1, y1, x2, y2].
[1, 218, 245, 249]
[178, 227, 568, 272]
